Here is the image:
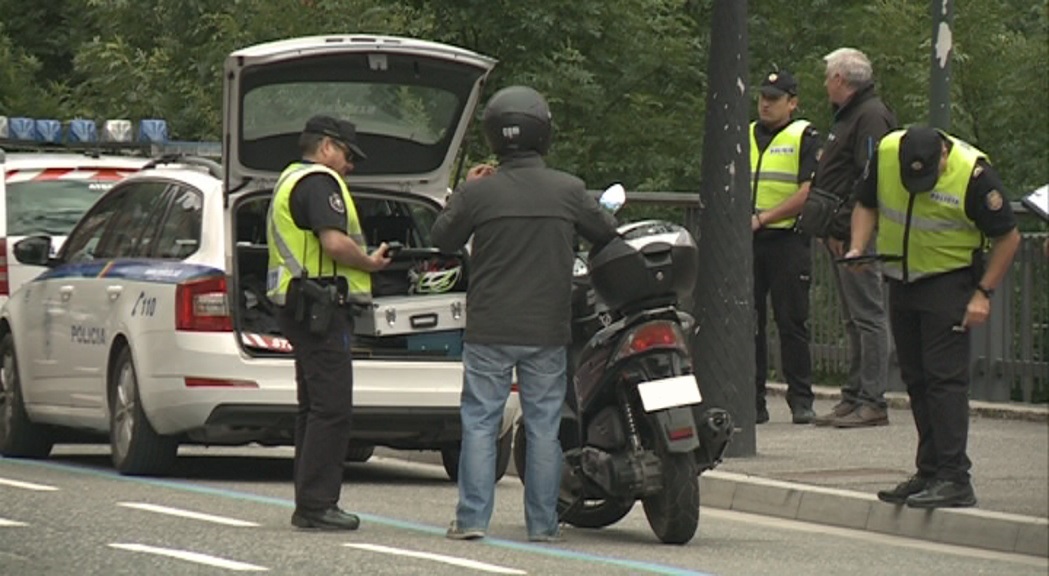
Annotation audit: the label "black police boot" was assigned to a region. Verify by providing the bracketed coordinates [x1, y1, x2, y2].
[756, 402, 770, 425]
[905, 479, 977, 509]
[291, 507, 361, 530]
[877, 475, 930, 504]
[791, 406, 816, 425]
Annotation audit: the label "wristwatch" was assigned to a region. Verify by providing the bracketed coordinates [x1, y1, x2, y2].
[976, 284, 995, 299]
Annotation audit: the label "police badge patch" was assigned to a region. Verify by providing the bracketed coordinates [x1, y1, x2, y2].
[986, 190, 1004, 211]
[329, 192, 346, 214]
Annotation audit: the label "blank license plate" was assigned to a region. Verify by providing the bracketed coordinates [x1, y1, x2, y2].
[636, 375, 702, 412]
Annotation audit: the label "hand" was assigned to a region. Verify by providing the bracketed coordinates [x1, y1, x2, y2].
[826, 237, 846, 258]
[751, 214, 763, 232]
[840, 248, 868, 272]
[369, 242, 392, 271]
[466, 163, 496, 181]
[961, 289, 991, 330]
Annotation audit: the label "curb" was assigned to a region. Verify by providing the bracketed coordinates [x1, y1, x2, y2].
[699, 470, 1049, 558]
[767, 382, 1049, 423]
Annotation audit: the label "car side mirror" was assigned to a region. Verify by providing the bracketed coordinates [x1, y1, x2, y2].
[13, 235, 55, 267]
[599, 183, 626, 214]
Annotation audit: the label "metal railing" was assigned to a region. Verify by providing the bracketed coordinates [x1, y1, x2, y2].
[611, 191, 1049, 404]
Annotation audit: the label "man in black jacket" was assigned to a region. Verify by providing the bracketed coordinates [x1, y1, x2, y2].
[810, 48, 898, 428]
[432, 86, 618, 542]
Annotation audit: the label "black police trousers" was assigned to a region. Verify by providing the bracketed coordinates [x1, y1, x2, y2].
[888, 269, 974, 483]
[277, 304, 355, 511]
[754, 229, 814, 410]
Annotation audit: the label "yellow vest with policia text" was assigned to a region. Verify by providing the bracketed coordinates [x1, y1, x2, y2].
[266, 162, 371, 305]
[875, 131, 986, 283]
[750, 119, 810, 229]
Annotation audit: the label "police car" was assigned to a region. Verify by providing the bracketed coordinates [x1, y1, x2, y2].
[0, 35, 518, 478]
[0, 127, 150, 306]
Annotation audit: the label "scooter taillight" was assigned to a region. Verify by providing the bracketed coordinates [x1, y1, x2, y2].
[612, 320, 686, 363]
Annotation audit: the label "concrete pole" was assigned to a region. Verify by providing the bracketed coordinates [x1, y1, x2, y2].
[693, 0, 756, 457]
[930, 0, 954, 129]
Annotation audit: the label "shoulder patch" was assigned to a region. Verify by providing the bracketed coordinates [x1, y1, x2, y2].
[328, 192, 346, 214]
[973, 164, 985, 179]
[986, 190, 1003, 211]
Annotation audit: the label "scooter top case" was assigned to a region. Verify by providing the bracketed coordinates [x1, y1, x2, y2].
[354, 293, 466, 337]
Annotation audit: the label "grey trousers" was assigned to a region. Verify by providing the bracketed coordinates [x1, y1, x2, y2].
[829, 245, 890, 409]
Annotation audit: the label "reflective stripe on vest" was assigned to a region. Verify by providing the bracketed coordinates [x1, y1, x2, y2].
[750, 120, 810, 229]
[876, 131, 985, 282]
[266, 163, 371, 305]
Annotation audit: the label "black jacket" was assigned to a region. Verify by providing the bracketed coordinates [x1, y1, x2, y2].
[431, 153, 619, 346]
[812, 83, 897, 240]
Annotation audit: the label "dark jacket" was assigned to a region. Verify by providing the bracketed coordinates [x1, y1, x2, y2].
[812, 83, 897, 240]
[431, 153, 619, 346]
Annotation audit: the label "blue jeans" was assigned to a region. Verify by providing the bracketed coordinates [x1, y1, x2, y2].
[455, 343, 566, 537]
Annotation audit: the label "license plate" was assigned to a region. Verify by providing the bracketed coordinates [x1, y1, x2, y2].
[636, 375, 702, 412]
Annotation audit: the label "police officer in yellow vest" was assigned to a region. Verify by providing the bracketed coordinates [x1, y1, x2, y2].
[267, 115, 391, 530]
[750, 70, 821, 425]
[847, 125, 1020, 508]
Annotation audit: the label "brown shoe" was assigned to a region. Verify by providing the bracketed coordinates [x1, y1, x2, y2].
[812, 401, 855, 427]
[832, 405, 889, 428]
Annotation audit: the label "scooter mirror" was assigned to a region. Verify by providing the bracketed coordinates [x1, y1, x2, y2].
[599, 183, 626, 214]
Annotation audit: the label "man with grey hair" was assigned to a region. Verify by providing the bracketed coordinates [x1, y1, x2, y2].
[809, 47, 898, 427]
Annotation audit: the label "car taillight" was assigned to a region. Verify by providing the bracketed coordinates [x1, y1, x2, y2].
[175, 275, 232, 332]
[0, 238, 8, 296]
[612, 320, 686, 363]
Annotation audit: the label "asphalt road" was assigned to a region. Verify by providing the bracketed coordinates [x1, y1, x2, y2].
[1, 445, 1045, 576]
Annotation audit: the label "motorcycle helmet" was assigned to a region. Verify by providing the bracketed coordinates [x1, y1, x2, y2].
[408, 258, 463, 294]
[482, 85, 552, 156]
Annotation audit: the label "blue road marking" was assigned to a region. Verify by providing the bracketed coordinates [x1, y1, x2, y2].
[3, 457, 713, 576]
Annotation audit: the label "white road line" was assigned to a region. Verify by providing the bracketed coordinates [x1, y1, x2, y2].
[344, 543, 527, 575]
[0, 518, 28, 527]
[117, 502, 260, 527]
[0, 477, 59, 491]
[108, 543, 268, 572]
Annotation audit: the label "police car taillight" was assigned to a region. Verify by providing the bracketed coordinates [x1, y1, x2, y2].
[176, 276, 232, 332]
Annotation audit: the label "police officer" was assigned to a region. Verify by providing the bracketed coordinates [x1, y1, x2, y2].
[432, 86, 618, 542]
[750, 69, 820, 425]
[847, 125, 1020, 508]
[267, 115, 391, 530]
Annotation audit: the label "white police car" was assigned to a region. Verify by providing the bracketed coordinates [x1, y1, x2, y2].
[0, 35, 518, 478]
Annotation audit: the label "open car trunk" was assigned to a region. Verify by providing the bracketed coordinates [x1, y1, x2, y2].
[232, 189, 467, 359]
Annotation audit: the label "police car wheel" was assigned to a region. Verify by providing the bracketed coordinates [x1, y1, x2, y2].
[0, 334, 54, 458]
[441, 429, 513, 482]
[108, 346, 177, 476]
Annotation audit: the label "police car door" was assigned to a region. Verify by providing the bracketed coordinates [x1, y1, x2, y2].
[65, 181, 172, 410]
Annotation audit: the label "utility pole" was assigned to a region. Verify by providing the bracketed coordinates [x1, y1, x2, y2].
[693, 0, 755, 457]
[930, 0, 954, 129]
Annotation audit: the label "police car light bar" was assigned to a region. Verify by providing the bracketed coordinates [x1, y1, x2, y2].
[1, 115, 220, 159]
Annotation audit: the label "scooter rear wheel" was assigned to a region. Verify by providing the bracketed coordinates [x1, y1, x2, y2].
[642, 453, 699, 544]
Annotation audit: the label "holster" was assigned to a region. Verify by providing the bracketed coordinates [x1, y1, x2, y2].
[289, 277, 347, 335]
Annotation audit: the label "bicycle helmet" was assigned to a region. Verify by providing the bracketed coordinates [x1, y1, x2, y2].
[409, 259, 463, 294]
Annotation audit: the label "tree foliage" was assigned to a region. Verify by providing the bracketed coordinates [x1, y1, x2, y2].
[0, 0, 1045, 196]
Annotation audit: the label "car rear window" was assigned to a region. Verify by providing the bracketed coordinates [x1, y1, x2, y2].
[5, 171, 126, 236]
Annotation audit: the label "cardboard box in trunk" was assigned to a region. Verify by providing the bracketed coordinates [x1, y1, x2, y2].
[354, 293, 466, 337]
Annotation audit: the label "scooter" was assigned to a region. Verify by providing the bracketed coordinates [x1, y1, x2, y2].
[513, 186, 733, 545]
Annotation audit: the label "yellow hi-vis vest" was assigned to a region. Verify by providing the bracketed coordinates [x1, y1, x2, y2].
[266, 162, 371, 306]
[750, 119, 810, 229]
[875, 130, 986, 282]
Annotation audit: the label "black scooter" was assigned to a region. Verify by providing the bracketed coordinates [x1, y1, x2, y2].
[513, 193, 733, 545]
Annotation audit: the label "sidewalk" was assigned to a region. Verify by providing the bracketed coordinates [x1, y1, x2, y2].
[701, 384, 1048, 557]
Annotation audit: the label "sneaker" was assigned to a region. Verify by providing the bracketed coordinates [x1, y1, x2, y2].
[291, 507, 360, 531]
[528, 529, 564, 543]
[906, 479, 977, 509]
[791, 406, 816, 425]
[832, 405, 889, 428]
[812, 401, 855, 427]
[446, 521, 485, 540]
[877, 475, 930, 504]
